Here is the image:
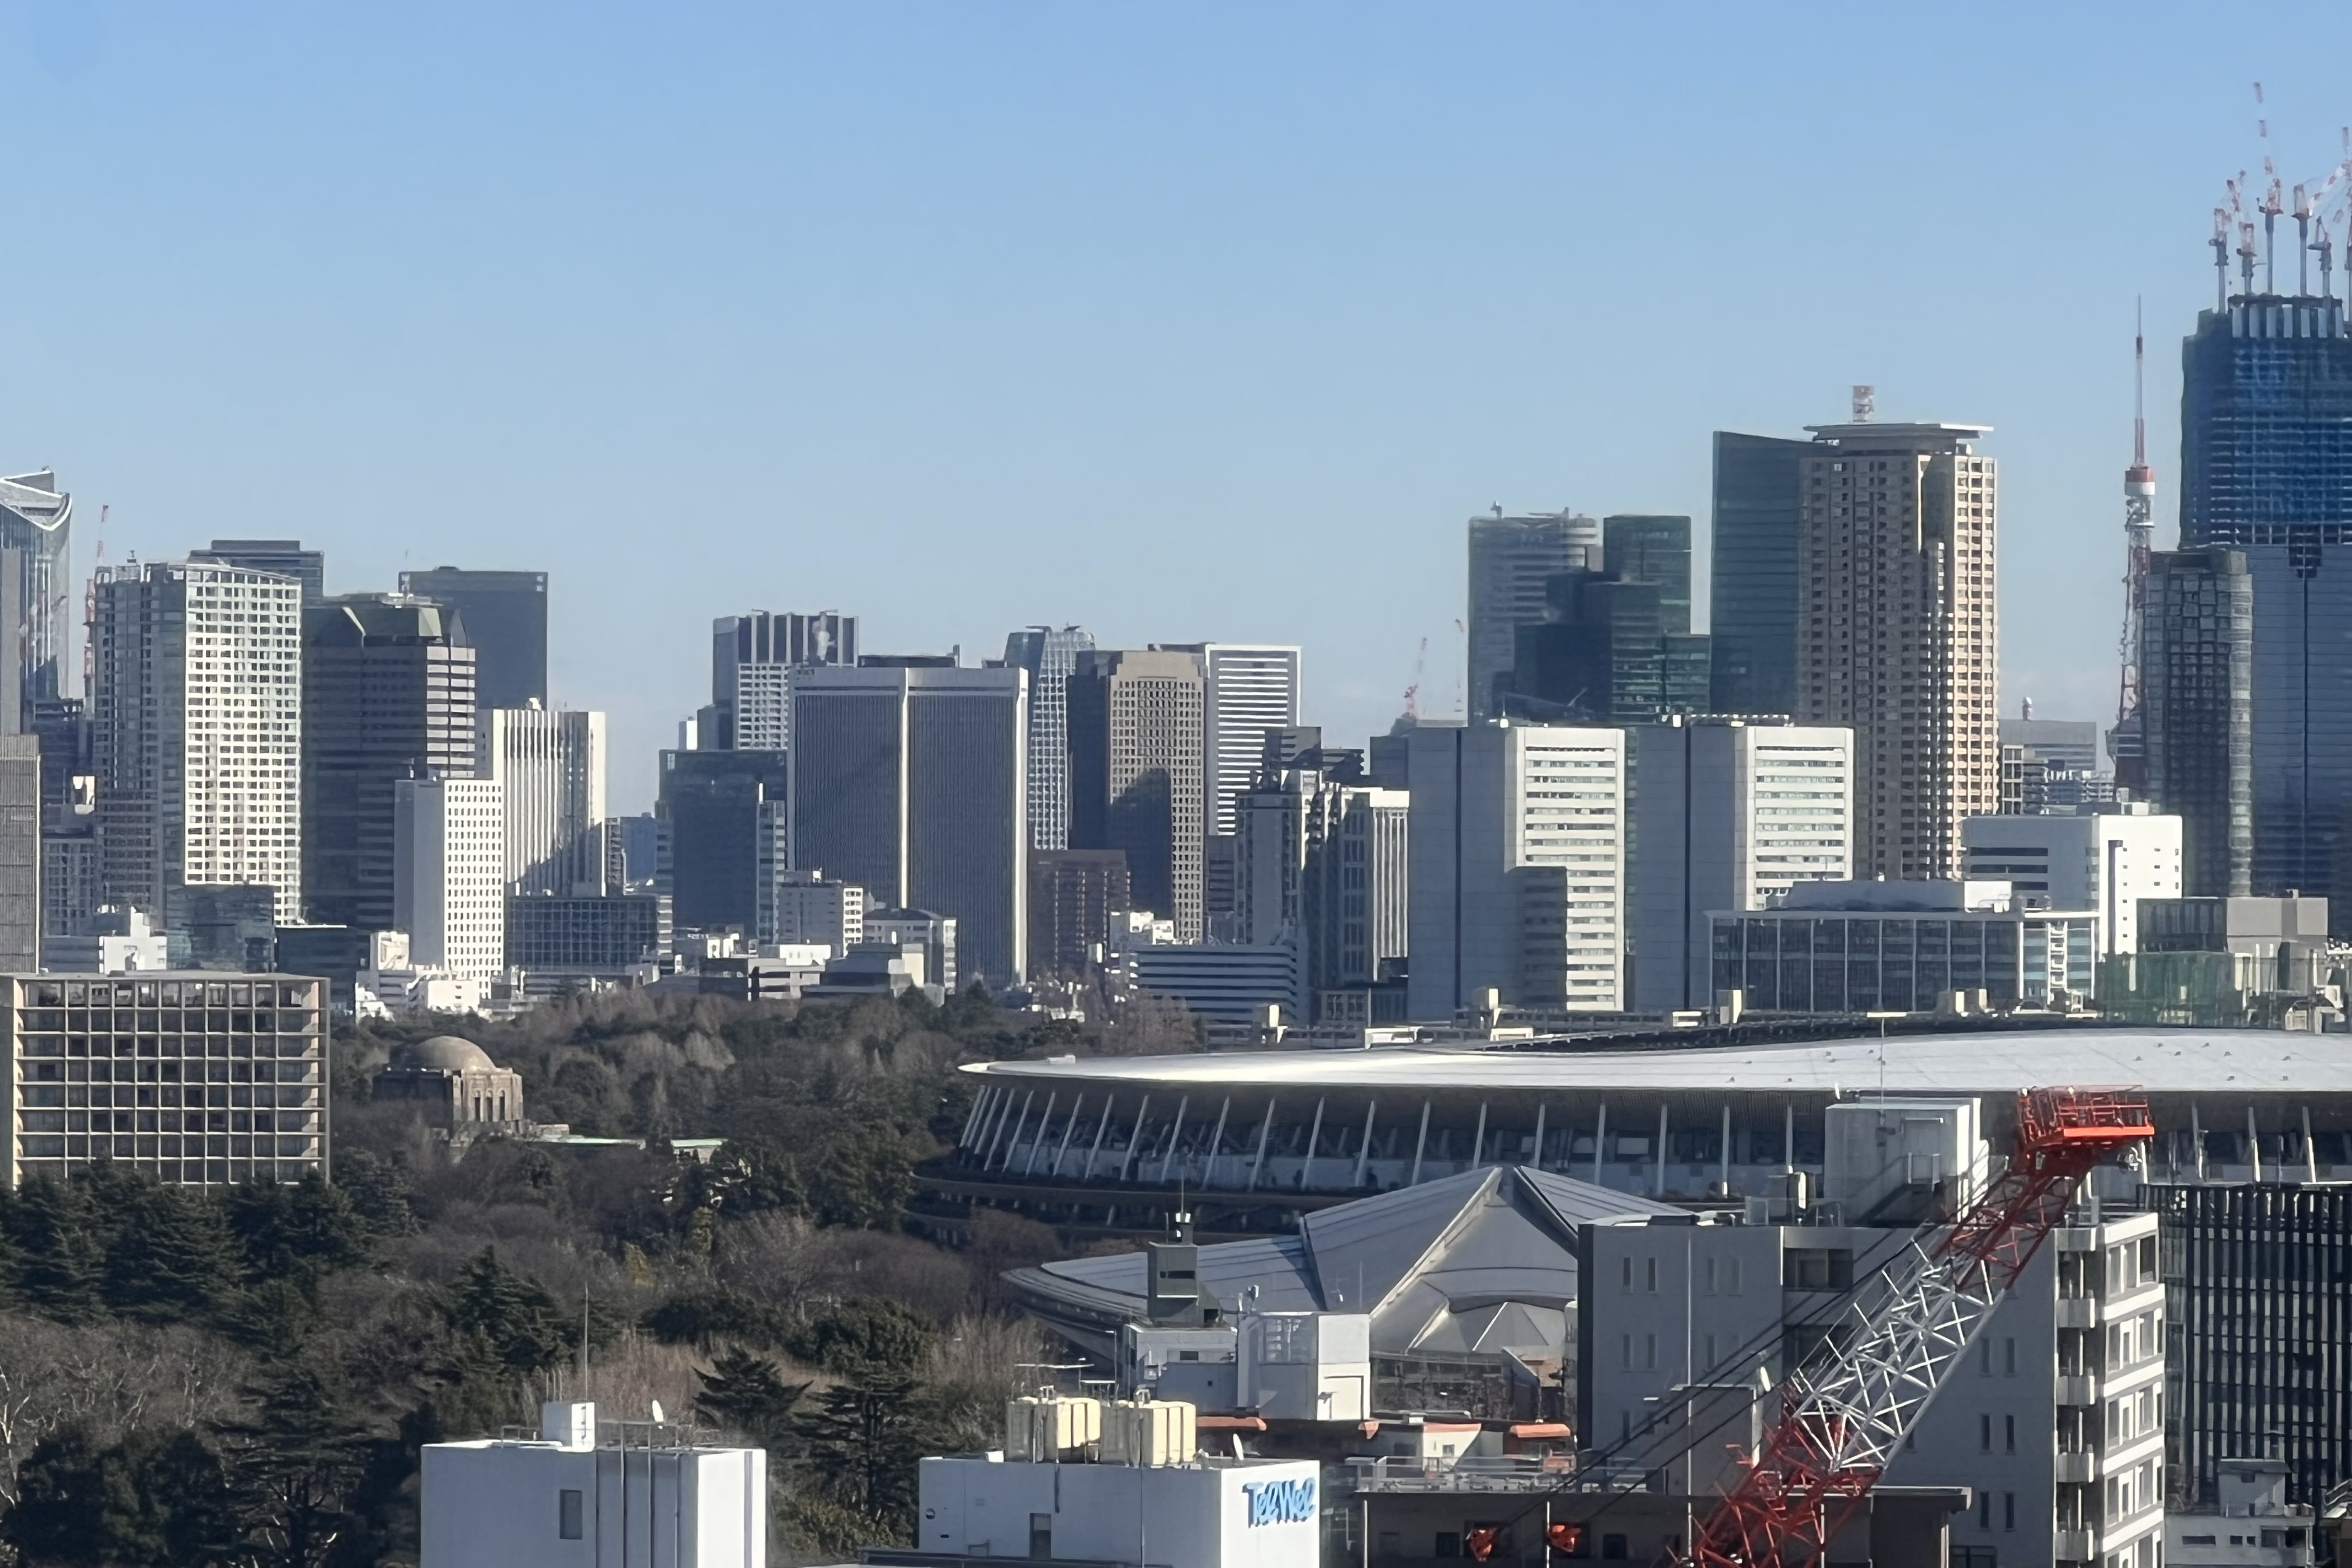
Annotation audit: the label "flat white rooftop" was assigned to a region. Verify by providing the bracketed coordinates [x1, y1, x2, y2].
[962, 1029, 2351, 1099]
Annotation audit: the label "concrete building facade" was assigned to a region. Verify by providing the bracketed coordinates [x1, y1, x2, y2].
[1069, 650, 1205, 944]
[1406, 721, 1624, 1018]
[1630, 718, 1853, 1012]
[1961, 805, 2183, 960]
[0, 737, 37, 972]
[1154, 643, 1302, 840]
[393, 777, 507, 982]
[92, 560, 305, 928]
[1028, 849, 1130, 978]
[480, 707, 607, 896]
[1796, 421, 2000, 880]
[709, 610, 856, 751]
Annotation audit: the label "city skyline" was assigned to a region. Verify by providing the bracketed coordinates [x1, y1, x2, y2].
[9, 7, 2347, 809]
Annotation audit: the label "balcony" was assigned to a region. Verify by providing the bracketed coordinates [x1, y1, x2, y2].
[2055, 1375, 2097, 1406]
[2055, 1297, 2100, 1329]
[2055, 1451, 2098, 1484]
[2054, 1529, 2095, 1561]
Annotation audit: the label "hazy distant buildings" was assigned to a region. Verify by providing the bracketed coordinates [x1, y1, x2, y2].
[0, 471, 72, 714]
[1027, 849, 1129, 978]
[302, 595, 478, 932]
[1708, 433, 1809, 716]
[1468, 510, 1596, 720]
[196, 539, 324, 607]
[757, 868, 865, 954]
[1069, 649, 1205, 944]
[480, 707, 606, 896]
[1235, 749, 1408, 1015]
[93, 561, 304, 927]
[1406, 721, 1624, 1018]
[1796, 420, 2000, 880]
[1500, 551, 1710, 724]
[393, 776, 506, 981]
[1002, 625, 1094, 851]
[658, 748, 788, 934]
[399, 567, 548, 710]
[2178, 291, 2352, 917]
[0, 736, 38, 970]
[788, 664, 1028, 985]
[1154, 643, 1302, 839]
[2141, 547, 2254, 897]
[1629, 718, 1852, 1012]
[709, 611, 856, 751]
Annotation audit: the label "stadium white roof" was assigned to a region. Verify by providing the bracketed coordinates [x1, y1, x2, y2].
[963, 1029, 2352, 1097]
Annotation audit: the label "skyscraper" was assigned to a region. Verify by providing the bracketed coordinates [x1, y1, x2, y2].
[1796, 420, 2000, 880]
[1499, 568, 1709, 723]
[1068, 649, 1205, 943]
[1601, 514, 1694, 634]
[2177, 287, 2352, 916]
[302, 595, 478, 931]
[93, 561, 304, 927]
[1468, 510, 1595, 720]
[709, 611, 856, 750]
[1406, 720, 1625, 1019]
[658, 748, 789, 934]
[195, 540, 325, 607]
[0, 736, 39, 970]
[1708, 432, 1810, 716]
[1002, 625, 1094, 851]
[398, 567, 548, 710]
[480, 707, 607, 895]
[1153, 642, 1303, 839]
[788, 663, 1028, 985]
[2141, 548, 2254, 897]
[1629, 718, 1853, 1012]
[0, 471, 72, 710]
[393, 776, 506, 980]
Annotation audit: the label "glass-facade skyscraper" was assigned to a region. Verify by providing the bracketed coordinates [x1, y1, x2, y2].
[1707, 433, 1808, 716]
[2178, 292, 2352, 914]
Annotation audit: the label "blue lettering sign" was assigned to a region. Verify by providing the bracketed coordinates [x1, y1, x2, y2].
[1243, 1478, 1317, 1527]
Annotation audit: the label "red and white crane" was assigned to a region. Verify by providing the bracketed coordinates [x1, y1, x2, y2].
[1684, 1087, 2154, 1568]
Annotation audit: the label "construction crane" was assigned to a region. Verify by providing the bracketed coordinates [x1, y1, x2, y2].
[1683, 1087, 2154, 1568]
[2112, 307, 2154, 795]
[1401, 636, 1428, 721]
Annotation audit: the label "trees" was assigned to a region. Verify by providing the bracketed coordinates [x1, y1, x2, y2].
[692, 1350, 807, 1449]
[785, 1298, 934, 1378]
[1, 1425, 234, 1568]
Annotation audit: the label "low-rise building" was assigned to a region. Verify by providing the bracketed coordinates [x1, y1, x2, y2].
[1961, 803, 2182, 959]
[420, 1401, 765, 1568]
[2167, 1458, 2318, 1568]
[41, 906, 169, 974]
[375, 1034, 525, 1127]
[1711, 877, 2097, 1013]
[505, 892, 671, 977]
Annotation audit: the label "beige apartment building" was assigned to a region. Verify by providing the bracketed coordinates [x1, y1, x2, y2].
[1797, 420, 1999, 879]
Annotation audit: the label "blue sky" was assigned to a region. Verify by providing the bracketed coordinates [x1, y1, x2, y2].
[8, 1, 2348, 809]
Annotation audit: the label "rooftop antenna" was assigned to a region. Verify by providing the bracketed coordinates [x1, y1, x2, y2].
[1851, 384, 1876, 423]
[2115, 299, 2156, 796]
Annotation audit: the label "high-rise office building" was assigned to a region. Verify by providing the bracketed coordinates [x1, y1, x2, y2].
[1026, 849, 1129, 978]
[1997, 713, 2101, 776]
[398, 567, 548, 710]
[1629, 718, 1852, 1012]
[657, 748, 789, 934]
[2177, 288, 2352, 917]
[3, 972, 328, 1189]
[1501, 568, 1710, 723]
[709, 611, 856, 751]
[1236, 751, 1409, 1015]
[1068, 650, 1205, 943]
[0, 736, 38, 970]
[0, 472, 70, 714]
[788, 664, 1028, 985]
[1002, 625, 1095, 851]
[195, 539, 325, 607]
[1153, 642, 1302, 839]
[1468, 510, 1596, 720]
[1601, 514, 1694, 634]
[302, 595, 478, 933]
[392, 776, 506, 981]
[1796, 420, 1999, 880]
[480, 707, 606, 896]
[1709, 432, 1810, 717]
[2141, 548, 2254, 897]
[92, 561, 304, 927]
[1406, 721, 1625, 1017]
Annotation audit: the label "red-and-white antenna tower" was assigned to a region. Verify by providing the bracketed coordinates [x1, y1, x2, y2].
[2113, 306, 2155, 794]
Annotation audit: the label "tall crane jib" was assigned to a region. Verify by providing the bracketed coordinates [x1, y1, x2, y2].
[1684, 1087, 2154, 1568]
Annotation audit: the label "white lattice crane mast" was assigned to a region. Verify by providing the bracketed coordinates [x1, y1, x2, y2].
[1686, 1087, 2155, 1568]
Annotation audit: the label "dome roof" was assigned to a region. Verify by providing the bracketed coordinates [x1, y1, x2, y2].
[391, 1034, 497, 1073]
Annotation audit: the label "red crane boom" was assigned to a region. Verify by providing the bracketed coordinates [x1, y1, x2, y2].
[1687, 1087, 2154, 1568]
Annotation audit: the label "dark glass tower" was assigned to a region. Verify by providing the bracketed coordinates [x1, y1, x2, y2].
[1601, 514, 1693, 633]
[2141, 548, 2253, 896]
[2178, 293, 2352, 916]
[1707, 432, 1808, 715]
[399, 566, 549, 710]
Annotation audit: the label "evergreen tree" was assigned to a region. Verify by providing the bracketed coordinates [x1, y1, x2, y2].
[786, 1296, 935, 1377]
[790, 1374, 940, 1534]
[5, 1177, 102, 1321]
[213, 1369, 373, 1568]
[223, 1176, 369, 1297]
[103, 1180, 244, 1327]
[443, 1247, 576, 1376]
[693, 1349, 808, 1448]
[2, 1425, 109, 1565]
[96, 1428, 236, 1568]
[326, 1151, 421, 1237]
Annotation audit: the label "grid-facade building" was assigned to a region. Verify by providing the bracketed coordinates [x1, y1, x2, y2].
[195, 539, 324, 607]
[480, 707, 606, 895]
[93, 561, 305, 927]
[1002, 625, 1094, 851]
[711, 611, 856, 751]
[1796, 421, 1999, 880]
[505, 893, 671, 973]
[2176, 295, 2352, 915]
[1026, 849, 1130, 978]
[4, 972, 327, 1189]
[2141, 549, 2253, 897]
[1068, 650, 1205, 943]
[2152, 1182, 2352, 1512]
[393, 777, 506, 981]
